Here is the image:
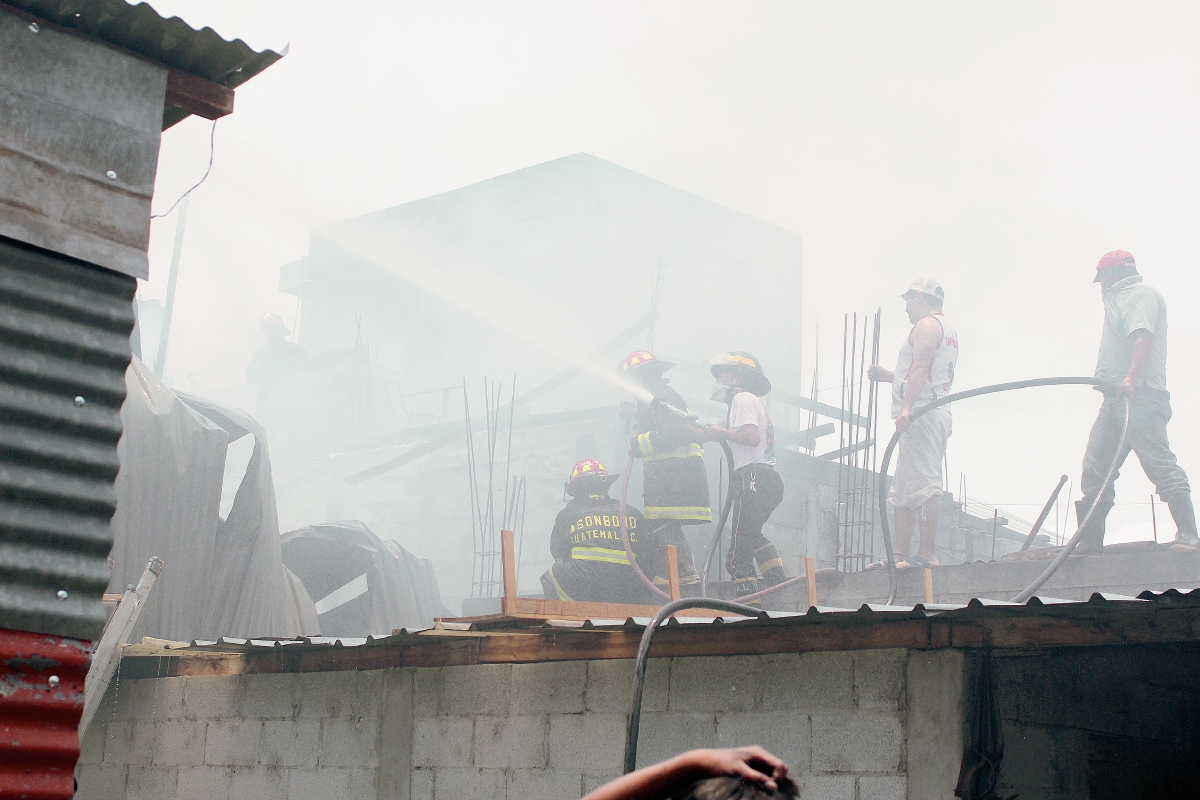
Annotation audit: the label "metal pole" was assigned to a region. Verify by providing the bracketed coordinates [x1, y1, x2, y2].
[990, 509, 998, 562]
[153, 196, 189, 378]
[1151, 494, 1158, 543]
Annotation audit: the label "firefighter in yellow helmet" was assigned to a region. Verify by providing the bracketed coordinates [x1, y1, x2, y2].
[621, 351, 709, 595]
[539, 460, 660, 604]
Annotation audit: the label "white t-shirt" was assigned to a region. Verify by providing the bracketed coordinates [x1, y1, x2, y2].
[725, 391, 776, 471]
[1096, 276, 1168, 391]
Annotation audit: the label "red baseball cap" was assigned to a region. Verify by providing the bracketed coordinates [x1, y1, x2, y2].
[1095, 250, 1135, 281]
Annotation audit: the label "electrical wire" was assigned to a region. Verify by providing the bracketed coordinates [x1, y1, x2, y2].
[151, 120, 217, 219]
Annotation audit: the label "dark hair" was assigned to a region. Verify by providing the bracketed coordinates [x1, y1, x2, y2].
[673, 776, 801, 800]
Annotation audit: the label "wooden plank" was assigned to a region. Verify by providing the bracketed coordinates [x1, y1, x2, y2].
[501, 529, 517, 615]
[165, 68, 234, 119]
[509, 596, 731, 621]
[805, 557, 818, 610]
[923, 569, 935, 605]
[666, 545, 681, 601]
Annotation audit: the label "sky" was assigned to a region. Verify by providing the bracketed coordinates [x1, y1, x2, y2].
[142, 1, 1200, 547]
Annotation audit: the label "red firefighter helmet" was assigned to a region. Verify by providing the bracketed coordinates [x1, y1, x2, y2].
[565, 459, 618, 496]
[620, 350, 675, 374]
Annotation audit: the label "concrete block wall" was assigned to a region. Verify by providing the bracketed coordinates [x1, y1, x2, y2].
[76, 648, 964, 800]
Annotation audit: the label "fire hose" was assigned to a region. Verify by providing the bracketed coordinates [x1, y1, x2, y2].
[875, 377, 1130, 605]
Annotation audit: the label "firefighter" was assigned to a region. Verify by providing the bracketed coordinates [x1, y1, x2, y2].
[622, 351, 709, 594]
[701, 352, 786, 603]
[540, 460, 660, 604]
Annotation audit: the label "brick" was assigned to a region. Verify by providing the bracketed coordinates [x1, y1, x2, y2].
[204, 719, 262, 766]
[412, 767, 435, 800]
[287, 767, 353, 800]
[760, 652, 855, 711]
[548, 713, 625, 774]
[474, 715, 547, 769]
[585, 657, 669, 714]
[321, 717, 381, 767]
[228, 766, 290, 800]
[73, 764, 126, 800]
[634, 713, 717, 769]
[512, 661, 586, 714]
[260, 720, 320, 767]
[102, 720, 155, 766]
[858, 775, 907, 800]
[348, 767, 380, 800]
[854, 650, 906, 711]
[801, 774, 855, 800]
[440, 664, 512, 715]
[176, 765, 231, 800]
[413, 668, 442, 718]
[413, 716, 473, 767]
[811, 711, 903, 773]
[669, 656, 759, 713]
[716, 712, 810, 772]
[240, 673, 300, 719]
[432, 767, 506, 800]
[507, 768, 583, 800]
[125, 765, 177, 800]
[183, 675, 240, 720]
[152, 719, 206, 766]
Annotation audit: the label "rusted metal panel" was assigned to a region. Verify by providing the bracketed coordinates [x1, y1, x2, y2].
[0, 235, 135, 640]
[0, 626, 89, 800]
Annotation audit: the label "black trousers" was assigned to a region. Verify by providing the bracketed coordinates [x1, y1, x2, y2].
[725, 464, 784, 579]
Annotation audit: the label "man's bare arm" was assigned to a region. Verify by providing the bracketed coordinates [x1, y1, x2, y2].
[703, 423, 760, 447]
[896, 316, 942, 431]
[1119, 329, 1152, 398]
[867, 365, 894, 383]
[581, 747, 788, 800]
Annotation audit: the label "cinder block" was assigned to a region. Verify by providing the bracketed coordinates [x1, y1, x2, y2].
[355, 669, 386, 719]
[857, 774, 907, 800]
[297, 670, 360, 720]
[107, 677, 149, 722]
[811, 711, 903, 773]
[321, 717, 381, 767]
[582, 773, 622, 795]
[547, 713, 625, 774]
[413, 668, 442, 718]
[183, 675, 240, 720]
[512, 662, 586, 714]
[287, 767, 353, 800]
[77, 719, 105, 765]
[152, 719, 206, 766]
[228, 766, 289, 800]
[716, 712, 810, 772]
[633, 713, 717, 769]
[73, 763, 126, 800]
[125, 765, 177, 800]
[853, 650, 906, 711]
[439, 664, 512, 715]
[585, 658, 669, 714]
[176, 765, 231, 800]
[240, 673, 300, 720]
[411, 767, 435, 800]
[474, 715, 547, 769]
[260, 719, 320, 767]
[760, 652, 855, 711]
[204, 719, 262, 767]
[800, 773, 855, 800]
[413, 716, 474, 767]
[669, 656, 759, 713]
[102, 720, 155, 766]
[144, 677, 188, 720]
[431, 767, 506, 800]
[348, 767, 380, 800]
[507, 768, 583, 800]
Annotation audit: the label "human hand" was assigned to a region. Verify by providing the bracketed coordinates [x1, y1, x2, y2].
[672, 747, 789, 791]
[896, 411, 912, 433]
[1118, 376, 1137, 400]
[867, 364, 890, 382]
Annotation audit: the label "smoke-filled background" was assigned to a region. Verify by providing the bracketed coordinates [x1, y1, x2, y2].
[138, 1, 1200, 610]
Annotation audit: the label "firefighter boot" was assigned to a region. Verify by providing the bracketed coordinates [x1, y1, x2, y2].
[754, 542, 788, 589]
[1166, 494, 1199, 552]
[1074, 499, 1106, 554]
[732, 575, 761, 606]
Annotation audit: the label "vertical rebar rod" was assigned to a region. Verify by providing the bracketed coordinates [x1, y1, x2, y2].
[153, 196, 189, 378]
[991, 509, 999, 561]
[1151, 494, 1158, 544]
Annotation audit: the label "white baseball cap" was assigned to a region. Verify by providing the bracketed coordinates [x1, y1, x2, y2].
[901, 277, 944, 302]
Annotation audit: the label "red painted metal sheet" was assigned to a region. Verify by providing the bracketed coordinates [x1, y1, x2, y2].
[0, 627, 90, 800]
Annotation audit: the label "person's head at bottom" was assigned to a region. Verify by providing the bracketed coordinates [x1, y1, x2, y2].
[582, 747, 797, 800]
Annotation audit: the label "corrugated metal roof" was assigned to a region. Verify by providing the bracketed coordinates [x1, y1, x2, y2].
[6, 0, 285, 127]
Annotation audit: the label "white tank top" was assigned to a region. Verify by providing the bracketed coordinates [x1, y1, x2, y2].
[891, 313, 959, 418]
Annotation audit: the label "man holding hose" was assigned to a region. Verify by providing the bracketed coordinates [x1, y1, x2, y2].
[868, 278, 958, 569]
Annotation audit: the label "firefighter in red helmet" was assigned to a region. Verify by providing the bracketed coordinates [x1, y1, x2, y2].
[540, 460, 659, 604]
[621, 351, 709, 595]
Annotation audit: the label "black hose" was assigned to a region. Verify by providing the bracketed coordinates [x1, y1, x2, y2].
[623, 597, 764, 774]
[700, 440, 738, 597]
[874, 377, 1128, 605]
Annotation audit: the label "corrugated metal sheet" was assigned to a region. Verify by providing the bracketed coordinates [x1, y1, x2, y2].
[0, 235, 135, 640]
[0, 626, 89, 800]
